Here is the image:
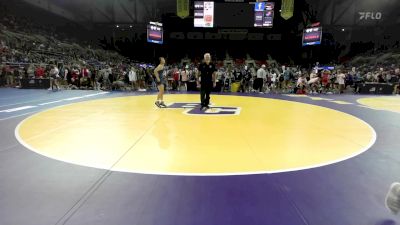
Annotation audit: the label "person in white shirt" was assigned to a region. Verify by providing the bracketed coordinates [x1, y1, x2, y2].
[337, 70, 346, 94]
[307, 72, 320, 94]
[297, 74, 307, 87]
[49, 65, 60, 91]
[101, 66, 112, 90]
[128, 67, 137, 91]
[296, 74, 308, 94]
[180, 66, 189, 91]
[270, 71, 277, 86]
[255, 65, 267, 93]
[268, 70, 278, 93]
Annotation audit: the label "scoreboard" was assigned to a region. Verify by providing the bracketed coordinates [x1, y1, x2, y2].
[302, 27, 322, 46]
[147, 22, 163, 44]
[194, 1, 215, 28]
[254, 2, 275, 28]
[192, 1, 275, 28]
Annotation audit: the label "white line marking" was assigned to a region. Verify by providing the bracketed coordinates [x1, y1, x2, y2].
[0, 92, 109, 114]
[64, 92, 109, 101]
[0, 92, 108, 108]
[284, 94, 308, 97]
[0, 111, 38, 121]
[329, 100, 353, 105]
[38, 100, 64, 106]
[0, 106, 37, 113]
[83, 92, 109, 97]
[64, 97, 85, 101]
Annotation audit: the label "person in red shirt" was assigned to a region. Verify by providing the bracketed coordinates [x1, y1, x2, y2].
[80, 67, 90, 88]
[321, 69, 331, 93]
[70, 68, 79, 88]
[35, 66, 45, 79]
[173, 68, 180, 91]
[180, 66, 189, 91]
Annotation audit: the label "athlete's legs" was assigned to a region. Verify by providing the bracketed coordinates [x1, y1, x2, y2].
[157, 84, 164, 101]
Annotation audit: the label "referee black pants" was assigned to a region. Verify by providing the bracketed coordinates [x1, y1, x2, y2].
[200, 83, 212, 107]
[254, 78, 264, 92]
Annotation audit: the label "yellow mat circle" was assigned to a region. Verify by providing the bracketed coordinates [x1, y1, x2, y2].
[358, 96, 400, 114]
[16, 95, 375, 175]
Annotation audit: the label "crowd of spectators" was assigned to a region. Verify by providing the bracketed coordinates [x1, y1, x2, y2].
[0, 2, 140, 91]
[156, 62, 400, 95]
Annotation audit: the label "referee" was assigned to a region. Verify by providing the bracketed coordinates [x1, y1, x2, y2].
[196, 53, 217, 111]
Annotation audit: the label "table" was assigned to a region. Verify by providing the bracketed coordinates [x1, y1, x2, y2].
[358, 83, 395, 94]
[20, 78, 50, 89]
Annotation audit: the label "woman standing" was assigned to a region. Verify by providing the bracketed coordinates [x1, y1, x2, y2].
[154, 57, 167, 108]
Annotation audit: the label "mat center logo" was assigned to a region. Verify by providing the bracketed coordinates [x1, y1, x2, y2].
[168, 103, 241, 116]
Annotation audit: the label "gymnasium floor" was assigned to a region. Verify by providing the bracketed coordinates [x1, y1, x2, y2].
[0, 88, 399, 225]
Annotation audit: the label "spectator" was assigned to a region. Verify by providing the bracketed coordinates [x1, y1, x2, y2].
[27, 64, 35, 78]
[255, 65, 267, 93]
[282, 68, 291, 91]
[240, 66, 252, 93]
[308, 72, 320, 94]
[337, 70, 346, 94]
[80, 66, 90, 89]
[321, 70, 331, 93]
[70, 67, 80, 89]
[128, 67, 137, 91]
[270, 69, 278, 92]
[172, 68, 180, 91]
[295, 74, 308, 94]
[49, 64, 60, 91]
[35, 65, 45, 79]
[180, 66, 189, 91]
[5, 65, 13, 87]
[112, 72, 126, 90]
[0, 64, 5, 86]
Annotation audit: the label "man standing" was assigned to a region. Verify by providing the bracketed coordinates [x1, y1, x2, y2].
[196, 53, 217, 111]
[337, 70, 346, 94]
[180, 66, 189, 91]
[255, 65, 267, 93]
[128, 67, 137, 91]
[49, 64, 60, 91]
[240, 65, 252, 93]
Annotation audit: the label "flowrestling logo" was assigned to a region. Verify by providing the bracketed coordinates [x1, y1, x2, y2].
[359, 12, 382, 20]
[168, 103, 241, 116]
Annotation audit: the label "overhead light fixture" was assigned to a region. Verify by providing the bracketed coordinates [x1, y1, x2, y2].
[116, 25, 119, 28]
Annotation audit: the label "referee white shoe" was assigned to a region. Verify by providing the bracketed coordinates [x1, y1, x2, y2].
[385, 182, 400, 214]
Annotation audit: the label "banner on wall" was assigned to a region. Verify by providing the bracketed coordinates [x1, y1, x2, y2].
[281, 0, 294, 20]
[177, 0, 189, 19]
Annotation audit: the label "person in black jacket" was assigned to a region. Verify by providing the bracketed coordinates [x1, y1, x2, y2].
[196, 53, 217, 111]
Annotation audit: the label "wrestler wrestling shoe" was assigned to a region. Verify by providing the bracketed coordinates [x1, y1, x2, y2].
[160, 102, 167, 108]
